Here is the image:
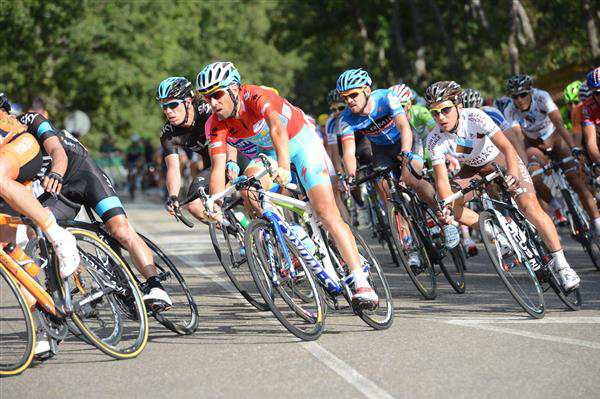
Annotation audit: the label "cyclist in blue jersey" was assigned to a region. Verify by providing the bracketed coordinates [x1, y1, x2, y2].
[336, 69, 436, 209]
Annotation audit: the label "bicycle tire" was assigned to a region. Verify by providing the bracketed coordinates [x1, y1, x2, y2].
[479, 211, 545, 318]
[209, 215, 269, 311]
[387, 202, 437, 300]
[541, 266, 582, 311]
[562, 190, 600, 271]
[66, 229, 148, 359]
[367, 189, 401, 267]
[0, 264, 35, 376]
[245, 219, 326, 341]
[437, 245, 467, 294]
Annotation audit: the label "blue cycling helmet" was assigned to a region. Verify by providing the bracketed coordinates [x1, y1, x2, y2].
[156, 77, 192, 101]
[336, 68, 372, 93]
[196, 62, 241, 95]
[587, 67, 600, 91]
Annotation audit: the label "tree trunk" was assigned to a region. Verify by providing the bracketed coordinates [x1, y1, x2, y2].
[582, 0, 600, 58]
[426, 0, 459, 76]
[470, 0, 497, 43]
[408, 0, 427, 83]
[508, 0, 520, 75]
[514, 0, 535, 46]
[391, 0, 411, 81]
[356, 14, 370, 60]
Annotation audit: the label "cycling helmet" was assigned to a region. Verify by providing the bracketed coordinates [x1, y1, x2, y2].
[424, 81, 463, 107]
[579, 80, 591, 101]
[389, 84, 413, 104]
[327, 89, 342, 105]
[0, 92, 10, 112]
[563, 81, 582, 104]
[336, 68, 372, 92]
[317, 114, 329, 126]
[461, 88, 484, 108]
[506, 74, 533, 94]
[156, 77, 192, 101]
[494, 96, 511, 113]
[587, 67, 600, 91]
[196, 61, 241, 95]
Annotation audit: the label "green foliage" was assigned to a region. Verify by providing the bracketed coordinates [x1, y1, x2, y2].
[2, 0, 597, 150]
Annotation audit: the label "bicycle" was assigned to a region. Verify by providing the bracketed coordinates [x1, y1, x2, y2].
[0, 208, 148, 371]
[531, 153, 600, 271]
[53, 194, 199, 335]
[185, 155, 393, 340]
[442, 164, 582, 318]
[355, 161, 466, 299]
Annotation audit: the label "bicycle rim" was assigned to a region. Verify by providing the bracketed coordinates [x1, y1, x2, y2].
[0, 265, 35, 376]
[209, 219, 269, 311]
[563, 190, 600, 271]
[245, 219, 326, 341]
[67, 229, 148, 359]
[479, 212, 545, 318]
[387, 203, 437, 299]
[543, 267, 582, 311]
[437, 246, 466, 294]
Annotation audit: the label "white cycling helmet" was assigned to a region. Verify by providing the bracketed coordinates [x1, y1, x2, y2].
[389, 84, 413, 104]
[196, 62, 241, 95]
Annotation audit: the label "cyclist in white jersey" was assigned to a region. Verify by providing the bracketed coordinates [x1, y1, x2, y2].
[425, 81, 580, 290]
[503, 75, 600, 236]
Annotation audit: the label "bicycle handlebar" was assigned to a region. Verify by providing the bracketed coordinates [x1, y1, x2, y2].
[529, 155, 575, 178]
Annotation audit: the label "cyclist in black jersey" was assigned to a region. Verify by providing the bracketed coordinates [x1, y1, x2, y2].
[16, 111, 173, 309]
[157, 76, 242, 224]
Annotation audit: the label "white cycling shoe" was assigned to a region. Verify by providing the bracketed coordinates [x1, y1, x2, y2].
[143, 287, 173, 311]
[52, 230, 80, 278]
[557, 267, 580, 291]
[407, 250, 422, 270]
[352, 287, 379, 310]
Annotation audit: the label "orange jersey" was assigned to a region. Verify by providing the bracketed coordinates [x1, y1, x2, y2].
[206, 85, 307, 156]
[0, 112, 27, 148]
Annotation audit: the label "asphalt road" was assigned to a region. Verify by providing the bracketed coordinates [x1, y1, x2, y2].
[2, 201, 600, 399]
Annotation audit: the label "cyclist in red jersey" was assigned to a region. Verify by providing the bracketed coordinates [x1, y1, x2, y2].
[581, 68, 600, 164]
[197, 62, 378, 306]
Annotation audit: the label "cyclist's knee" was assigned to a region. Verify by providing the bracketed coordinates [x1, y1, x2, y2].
[106, 216, 134, 244]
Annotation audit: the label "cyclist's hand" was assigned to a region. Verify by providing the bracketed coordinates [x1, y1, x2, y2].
[225, 161, 240, 181]
[338, 175, 349, 192]
[504, 174, 520, 192]
[571, 146, 584, 160]
[165, 195, 179, 216]
[207, 202, 223, 223]
[437, 205, 454, 225]
[274, 167, 292, 187]
[43, 172, 63, 196]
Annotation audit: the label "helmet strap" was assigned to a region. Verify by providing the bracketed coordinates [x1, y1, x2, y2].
[176, 98, 194, 127]
[227, 86, 239, 119]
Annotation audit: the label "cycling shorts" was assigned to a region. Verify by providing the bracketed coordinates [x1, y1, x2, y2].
[0, 133, 43, 183]
[246, 123, 331, 191]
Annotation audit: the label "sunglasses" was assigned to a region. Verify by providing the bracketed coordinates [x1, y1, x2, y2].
[330, 105, 345, 112]
[159, 99, 184, 110]
[341, 88, 365, 101]
[593, 90, 600, 96]
[429, 105, 454, 117]
[203, 89, 227, 101]
[511, 91, 529, 99]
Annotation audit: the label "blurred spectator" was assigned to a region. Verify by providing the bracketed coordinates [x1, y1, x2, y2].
[100, 136, 116, 153]
[29, 97, 49, 118]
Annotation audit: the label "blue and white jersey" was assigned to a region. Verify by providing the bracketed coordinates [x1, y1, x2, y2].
[482, 105, 511, 131]
[325, 114, 341, 145]
[338, 89, 405, 146]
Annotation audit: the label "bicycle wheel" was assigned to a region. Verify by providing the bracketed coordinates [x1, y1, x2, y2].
[479, 211, 545, 318]
[209, 213, 269, 311]
[245, 219, 326, 341]
[539, 266, 582, 311]
[367, 190, 401, 267]
[387, 202, 437, 299]
[0, 264, 35, 376]
[326, 226, 394, 330]
[562, 190, 600, 271]
[66, 229, 148, 359]
[137, 234, 199, 335]
[437, 245, 466, 294]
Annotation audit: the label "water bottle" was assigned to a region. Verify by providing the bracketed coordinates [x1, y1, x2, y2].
[3, 242, 39, 277]
[233, 211, 249, 229]
[290, 224, 316, 255]
[442, 224, 460, 249]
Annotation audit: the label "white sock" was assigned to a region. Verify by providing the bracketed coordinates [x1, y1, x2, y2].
[551, 249, 569, 271]
[593, 217, 600, 234]
[461, 225, 471, 240]
[352, 269, 369, 289]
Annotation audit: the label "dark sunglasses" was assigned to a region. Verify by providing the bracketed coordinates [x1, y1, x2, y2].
[159, 99, 184, 110]
[330, 105, 345, 112]
[511, 92, 529, 99]
[203, 89, 227, 101]
[429, 105, 454, 117]
[593, 90, 600, 96]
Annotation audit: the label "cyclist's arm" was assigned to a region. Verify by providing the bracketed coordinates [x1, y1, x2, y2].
[393, 113, 413, 153]
[327, 143, 344, 174]
[502, 126, 528, 162]
[209, 152, 227, 197]
[549, 110, 576, 148]
[265, 110, 290, 172]
[341, 137, 357, 177]
[226, 144, 237, 163]
[41, 136, 68, 177]
[432, 162, 453, 201]
[164, 153, 182, 197]
[583, 124, 600, 163]
[491, 130, 519, 178]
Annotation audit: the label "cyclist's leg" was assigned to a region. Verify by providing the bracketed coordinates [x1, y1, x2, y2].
[402, 156, 437, 209]
[185, 168, 210, 223]
[524, 140, 553, 204]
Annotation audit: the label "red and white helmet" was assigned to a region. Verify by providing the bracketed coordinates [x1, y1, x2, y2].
[389, 84, 413, 104]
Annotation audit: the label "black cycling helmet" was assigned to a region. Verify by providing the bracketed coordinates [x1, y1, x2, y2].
[462, 88, 484, 108]
[327, 88, 342, 105]
[506, 74, 533, 95]
[156, 77, 193, 101]
[424, 81, 463, 107]
[0, 92, 10, 112]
